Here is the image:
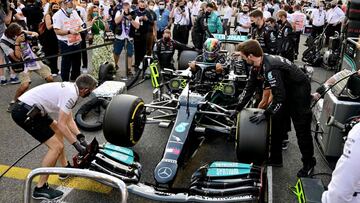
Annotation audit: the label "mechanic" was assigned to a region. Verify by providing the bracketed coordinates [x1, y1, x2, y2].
[234, 40, 316, 177]
[11, 74, 97, 200]
[189, 38, 226, 81]
[153, 28, 194, 70]
[276, 10, 295, 62]
[249, 9, 277, 55]
[322, 122, 360, 203]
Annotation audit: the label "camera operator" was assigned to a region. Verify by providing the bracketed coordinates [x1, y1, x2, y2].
[0, 23, 53, 112]
[113, 0, 140, 75]
[21, 0, 44, 32]
[53, 0, 84, 82]
[11, 74, 97, 200]
[170, 0, 191, 45]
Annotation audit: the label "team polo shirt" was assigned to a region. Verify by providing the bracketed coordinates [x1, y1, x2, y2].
[52, 8, 83, 45]
[19, 82, 79, 114]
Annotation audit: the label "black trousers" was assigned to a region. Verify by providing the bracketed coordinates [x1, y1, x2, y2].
[173, 25, 189, 45]
[58, 41, 81, 81]
[311, 25, 324, 38]
[325, 23, 341, 45]
[294, 31, 302, 55]
[271, 82, 314, 164]
[134, 36, 147, 67]
[80, 32, 88, 68]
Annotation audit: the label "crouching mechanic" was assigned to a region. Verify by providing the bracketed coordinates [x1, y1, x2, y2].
[234, 40, 316, 177]
[153, 29, 194, 70]
[322, 122, 360, 203]
[11, 74, 97, 200]
[189, 38, 226, 81]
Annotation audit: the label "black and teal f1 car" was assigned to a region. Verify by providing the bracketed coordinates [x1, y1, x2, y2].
[73, 52, 271, 202]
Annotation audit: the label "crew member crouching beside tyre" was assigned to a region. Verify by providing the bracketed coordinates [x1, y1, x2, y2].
[11, 74, 97, 201]
[234, 40, 316, 177]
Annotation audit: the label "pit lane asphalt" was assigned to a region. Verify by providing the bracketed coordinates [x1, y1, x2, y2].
[0, 36, 336, 203]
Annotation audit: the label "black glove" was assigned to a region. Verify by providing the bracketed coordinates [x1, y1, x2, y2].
[76, 133, 88, 148]
[73, 141, 87, 156]
[249, 112, 267, 124]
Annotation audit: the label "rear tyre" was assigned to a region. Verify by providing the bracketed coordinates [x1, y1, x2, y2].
[103, 94, 146, 147]
[235, 108, 268, 164]
[75, 97, 109, 131]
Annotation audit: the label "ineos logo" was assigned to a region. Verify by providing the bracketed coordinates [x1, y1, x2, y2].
[157, 167, 172, 179]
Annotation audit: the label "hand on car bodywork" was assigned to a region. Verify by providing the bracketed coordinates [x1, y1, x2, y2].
[189, 61, 197, 72]
[249, 112, 267, 124]
[215, 63, 223, 74]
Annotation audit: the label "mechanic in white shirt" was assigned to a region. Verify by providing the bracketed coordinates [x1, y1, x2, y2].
[52, 0, 84, 81]
[235, 4, 251, 35]
[325, 1, 344, 45]
[11, 74, 97, 200]
[310, 2, 326, 37]
[222, 0, 233, 35]
[291, 4, 306, 60]
[322, 122, 360, 203]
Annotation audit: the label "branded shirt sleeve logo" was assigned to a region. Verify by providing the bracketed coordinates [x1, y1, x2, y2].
[65, 98, 75, 109]
[267, 71, 273, 80]
[175, 122, 189, 133]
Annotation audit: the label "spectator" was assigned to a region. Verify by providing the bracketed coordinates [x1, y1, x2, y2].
[75, 0, 88, 73]
[325, 0, 344, 45]
[310, 2, 326, 38]
[0, 1, 20, 85]
[204, 2, 223, 34]
[235, 4, 251, 35]
[291, 4, 306, 60]
[222, 0, 233, 35]
[21, 0, 43, 32]
[0, 23, 53, 112]
[40, 2, 59, 76]
[155, 0, 170, 39]
[107, 0, 117, 31]
[146, 0, 157, 55]
[134, 0, 153, 69]
[190, 0, 201, 23]
[14, 0, 27, 29]
[113, 0, 140, 75]
[53, 0, 84, 81]
[87, 5, 114, 79]
[170, 0, 191, 45]
[257, 2, 271, 19]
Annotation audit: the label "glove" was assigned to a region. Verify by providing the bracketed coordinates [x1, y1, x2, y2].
[73, 141, 87, 156]
[249, 112, 267, 124]
[76, 133, 88, 148]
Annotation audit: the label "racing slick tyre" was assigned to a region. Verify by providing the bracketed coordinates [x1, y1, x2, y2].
[178, 50, 199, 70]
[235, 108, 268, 164]
[75, 97, 109, 131]
[103, 94, 146, 147]
[98, 62, 116, 84]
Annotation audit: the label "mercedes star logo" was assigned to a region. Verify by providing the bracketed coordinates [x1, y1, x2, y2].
[157, 167, 172, 179]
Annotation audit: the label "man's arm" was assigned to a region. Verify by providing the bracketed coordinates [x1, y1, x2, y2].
[57, 110, 77, 144]
[67, 112, 81, 135]
[264, 69, 285, 116]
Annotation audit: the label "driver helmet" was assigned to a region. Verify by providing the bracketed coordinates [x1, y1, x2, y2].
[203, 38, 221, 62]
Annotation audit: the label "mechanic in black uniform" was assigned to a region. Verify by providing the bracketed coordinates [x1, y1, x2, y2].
[234, 40, 316, 177]
[191, 3, 214, 50]
[249, 9, 277, 55]
[153, 29, 194, 70]
[276, 10, 295, 62]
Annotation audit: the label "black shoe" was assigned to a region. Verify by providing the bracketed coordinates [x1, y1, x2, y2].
[297, 159, 316, 177]
[58, 162, 72, 180]
[6, 101, 15, 113]
[32, 183, 63, 200]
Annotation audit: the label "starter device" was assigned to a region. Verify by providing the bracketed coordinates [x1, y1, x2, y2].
[291, 178, 325, 203]
[342, 38, 360, 71]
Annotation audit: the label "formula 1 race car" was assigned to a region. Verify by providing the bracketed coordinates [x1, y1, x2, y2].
[72, 52, 271, 202]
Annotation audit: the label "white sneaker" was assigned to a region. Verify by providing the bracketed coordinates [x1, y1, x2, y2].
[81, 68, 88, 74]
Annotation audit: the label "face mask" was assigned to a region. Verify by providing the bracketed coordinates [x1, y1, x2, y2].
[139, 7, 145, 11]
[159, 5, 165, 10]
[331, 4, 336, 8]
[277, 20, 282, 24]
[205, 11, 211, 16]
[92, 12, 98, 17]
[52, 8, 59, 13]
[243, 10, 248, 14]
[94, 2, 100, 6]
[251, 22, 255, 27]
[66, 7, 73, 14]
[164, 36, 170, 41]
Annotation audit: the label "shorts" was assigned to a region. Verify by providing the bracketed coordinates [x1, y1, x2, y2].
[113, 38, 134, 57]
[11, 102, 54, 143]
[19, 61, 51, 84]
